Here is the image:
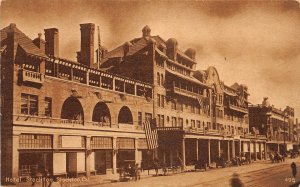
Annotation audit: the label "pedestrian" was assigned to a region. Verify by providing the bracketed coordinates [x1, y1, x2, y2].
[291, 162, 297, 178]
[42, 169, 52, 187]
[230, 173, 244, 187]
[134, 163, 141, 180]
[153, 158, 159, 176]
[30, 166, 38, 186]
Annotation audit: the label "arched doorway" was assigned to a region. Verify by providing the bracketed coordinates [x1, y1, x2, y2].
[61, 97, 84, 121]
[118, 106, 133, 124]
[92, 102, 111, 126]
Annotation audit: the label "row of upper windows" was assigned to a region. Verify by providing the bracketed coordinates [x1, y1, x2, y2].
[157, 115, 204, 128]
[21, 93, 52, 117]
[157, 95, 208, 114]
[21, 93, 151, 125]
[137, 112, 153, 126]
[217, 94, 223, 104]
[224, 113, 248, 123]
[157, 94, 165, 108]
[155, 116, 249, 133]
[177, 56, 193, 69]
[170, 100, 209, 115]
[155, 51, 193, 70]
[157, 72, 164, 86]
[167, 63, 191, 76]
[155, 55, 165, 68]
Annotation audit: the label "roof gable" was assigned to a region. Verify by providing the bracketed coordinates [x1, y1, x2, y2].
[1, 24, 47, 58]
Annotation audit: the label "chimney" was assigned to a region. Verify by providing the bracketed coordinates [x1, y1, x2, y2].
[33, 33, 45, 52]
[80, 23, 95, 67]
[6, 23, 19, 60]
[184, 48, 196, 60]
[123, 42, 132, 57]
[166, 38, 178, 61]
[44, 28, 59, 57]
[142, 25, 151, 38]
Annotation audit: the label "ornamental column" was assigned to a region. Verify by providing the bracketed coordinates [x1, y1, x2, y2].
[182, 138, 186, 170]
[249, 141, 252, 161]
[135, 138, 139, 165]
[264, 143, 268, 160]
[227, 140, 230, 161]
[254, 141, 257, 161]
[218, 140, 221, 157]
[112, 137, 117, 174]
[259, 142, 263, 160]
[208, 139, 211, 165]
[85, 136, 91, 177]
[196, 139, 199, 161]
[12, 134, 20, 179]
[232, 140, 235, 158]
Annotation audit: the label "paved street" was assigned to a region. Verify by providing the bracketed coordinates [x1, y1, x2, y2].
[9, 158, 300, 187]
[88, 158, 300, 187]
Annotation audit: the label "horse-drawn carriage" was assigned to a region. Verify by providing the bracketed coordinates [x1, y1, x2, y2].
[269, 152, 284, 163]
[118, 162, 141, 181]
[290, 150, 299, 159]
[239, 153, 251, 165]
[216, 156, 231, 168]
[231, 156, 242, 166]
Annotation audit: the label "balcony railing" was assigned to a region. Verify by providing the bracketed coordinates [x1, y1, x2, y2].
[256, 135, 267, 140]
[242, 134, 267, 140]
[156, 126, 184, 131]
[60, 119, 83, 125]
[21, 69, 44, 84]
[205, 129, 220, 135]
[242, 134, 256, 139]
[92, 121, 111, 127]
[13, 115, 144, 131]
[229, 104, 248, 113]
[173, 86, 201, 99]
[45, 59, 153, 98]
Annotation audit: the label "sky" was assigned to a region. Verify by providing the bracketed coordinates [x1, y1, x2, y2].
[1, 0, 300, 119]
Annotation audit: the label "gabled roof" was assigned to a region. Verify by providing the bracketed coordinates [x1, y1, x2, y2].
[231, 82, 240, 91]
[177, 49, 196, 64]
[100, 33, 196, 67]
[1, 24, 47, 58]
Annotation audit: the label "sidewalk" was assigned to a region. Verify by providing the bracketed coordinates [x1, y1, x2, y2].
[2, 159, 279, 187]
[4, 169, 163, 187]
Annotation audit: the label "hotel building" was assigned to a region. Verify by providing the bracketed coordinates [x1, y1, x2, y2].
[1, 23, 285, 182]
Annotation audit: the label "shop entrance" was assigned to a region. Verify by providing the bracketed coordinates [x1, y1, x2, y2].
[141, 150, 153, 169]
[19, 152, 53, 176]
[66, 152, 86, 177]
[94, 150, 112, 174]
[117, 150, 135, 168]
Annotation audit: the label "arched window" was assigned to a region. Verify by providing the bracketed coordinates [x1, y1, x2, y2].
[92, 102, 111, 126]
[118, 106, 133, 124]
[157, 72, 160, 86]
[61, 97, 84, 121]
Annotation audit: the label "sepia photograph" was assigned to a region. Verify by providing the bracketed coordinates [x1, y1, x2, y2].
[0, 0, 300, 186]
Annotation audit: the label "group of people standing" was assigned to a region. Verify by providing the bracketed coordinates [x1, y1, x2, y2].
[30, 167, 52, 187]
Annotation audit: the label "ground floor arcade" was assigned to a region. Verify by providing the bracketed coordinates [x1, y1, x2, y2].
[156, 135, 268, 169]
[6, 130, 296, 181]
